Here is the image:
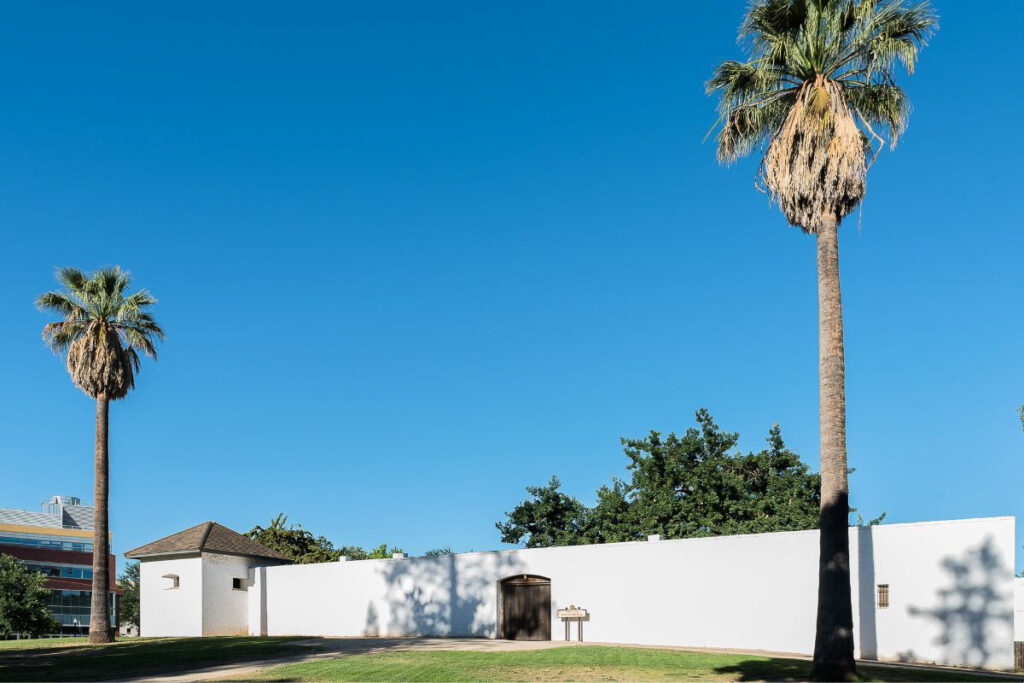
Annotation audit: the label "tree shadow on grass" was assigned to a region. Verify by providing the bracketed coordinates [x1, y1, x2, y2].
[712, 657, 813, 681]
[713, 658, 1000, 682]
[0, 636, 307, 682]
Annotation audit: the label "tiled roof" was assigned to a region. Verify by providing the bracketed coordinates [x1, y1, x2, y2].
[123, 521, 290, 561]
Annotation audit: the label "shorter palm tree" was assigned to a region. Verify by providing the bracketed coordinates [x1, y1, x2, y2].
[37, 267, 165, 643]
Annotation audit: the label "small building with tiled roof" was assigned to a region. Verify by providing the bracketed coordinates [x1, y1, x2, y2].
[125, 521, 290, 562]
[126, 521, 290, 637]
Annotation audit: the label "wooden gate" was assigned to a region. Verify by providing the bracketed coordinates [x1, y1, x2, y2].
[500, 575, 551, 640]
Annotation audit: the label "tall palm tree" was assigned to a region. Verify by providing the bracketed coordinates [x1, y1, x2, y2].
[37, 267, 165, 643]
[707, 1, 935, 678]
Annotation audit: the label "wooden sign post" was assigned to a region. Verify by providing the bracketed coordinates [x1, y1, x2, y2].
[556, 606, 588, 642]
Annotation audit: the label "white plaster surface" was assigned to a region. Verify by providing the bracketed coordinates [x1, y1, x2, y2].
[142, 516, 1017, 669]
[201, 552, 263, 636]
[139, 555, 202, 637]
[1013, 577, 1024, 641]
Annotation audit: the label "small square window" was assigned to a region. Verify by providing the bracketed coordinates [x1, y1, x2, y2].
[877, 584, 889, 609]
[232, 577, 246, 591]
[163, 574, 179, 590]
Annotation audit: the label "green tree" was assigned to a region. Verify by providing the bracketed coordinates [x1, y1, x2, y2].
[498, 410, 821, 548]
[583, 479, 633, 544]
[246, 515, 404, 562]
[247, 514, 346, 563]
[706, 2, 936, 677]
[424, 547, 454, 557]
[336, 545, 369, 561]
[496, 476, 589, 548]
[37, 267, 165, 644]
[367, 544, 405, 559]
[0, 555, 58, 638]
[116, 561, 140, 634]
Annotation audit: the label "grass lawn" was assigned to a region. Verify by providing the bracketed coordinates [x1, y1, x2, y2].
[247, 646, 1003, 682]
[0, 636, 309, 682]
[0, 638, 86, 651]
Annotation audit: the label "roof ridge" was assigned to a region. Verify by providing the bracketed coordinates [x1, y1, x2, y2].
[125, 521, 291, 562]
[197, 521, 215, 550]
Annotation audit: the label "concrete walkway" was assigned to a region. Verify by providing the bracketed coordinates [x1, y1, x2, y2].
[124, 637, 1024, 682]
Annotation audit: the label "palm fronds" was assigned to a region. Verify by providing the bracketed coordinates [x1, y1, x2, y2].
[707, 0, 937, 231]
[37, 267, 165, 400]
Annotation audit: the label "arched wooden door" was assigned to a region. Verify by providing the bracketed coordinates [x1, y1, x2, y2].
[499, 575, 551, 640]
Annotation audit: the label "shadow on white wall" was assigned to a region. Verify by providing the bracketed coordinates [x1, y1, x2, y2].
[904, 536, 1012, 668]
[376, 552, 527, 637]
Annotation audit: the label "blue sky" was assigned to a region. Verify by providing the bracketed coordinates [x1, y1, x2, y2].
[1, 2, 1021, 569]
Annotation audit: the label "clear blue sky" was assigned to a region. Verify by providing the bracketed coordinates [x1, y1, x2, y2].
[1, 2, 1021, 569]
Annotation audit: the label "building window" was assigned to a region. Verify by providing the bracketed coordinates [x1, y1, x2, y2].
[163, 574, 179, 590]
[46, 590, 117, 629]
[877, 584, 889, 609]
[232, 577, 246, 591]
[24, 563, 92, 579]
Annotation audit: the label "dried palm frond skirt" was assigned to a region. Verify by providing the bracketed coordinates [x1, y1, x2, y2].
[67, 323, 137, 399]
[762, 76, 866, 232]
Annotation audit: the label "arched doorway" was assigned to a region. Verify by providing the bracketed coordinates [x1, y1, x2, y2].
[499, 575, 551, 640]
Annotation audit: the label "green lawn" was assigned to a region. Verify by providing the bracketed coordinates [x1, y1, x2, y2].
[247, 646, 1005, 682]
[0, 636, 309, 682]
[0, 638, 86, 651]
[0, 638, 1011, 682]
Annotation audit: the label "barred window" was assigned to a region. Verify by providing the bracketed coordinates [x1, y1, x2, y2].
[877, 584, 889, 609]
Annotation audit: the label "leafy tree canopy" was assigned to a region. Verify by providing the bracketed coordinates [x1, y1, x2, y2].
[247, 514, 343, 564]
[366, 544, 406, 560]
[0, 554, 58, 637]
[246, 514, 401, 563]
[497, 409, 823, 547]
[117, 561, 140, 632]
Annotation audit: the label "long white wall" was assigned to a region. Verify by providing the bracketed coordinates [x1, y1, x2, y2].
[247, 517, 1015, 669]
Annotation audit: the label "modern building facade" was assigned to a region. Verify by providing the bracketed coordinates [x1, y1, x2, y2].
[0, 495, 117, 635]
[130, 516, 1018, 670]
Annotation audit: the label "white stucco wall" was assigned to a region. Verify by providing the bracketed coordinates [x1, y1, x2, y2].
[1014, 577, 1024, 641]
[139, 555, 203, 637]
[251, 517, 1014, 669]
[140, 552, 280, 636]
[201, 553, 264, 636]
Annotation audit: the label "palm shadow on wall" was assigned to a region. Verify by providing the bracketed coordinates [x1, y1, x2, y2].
[372, 552, 527, 637]
[901, 535, 1013, 668]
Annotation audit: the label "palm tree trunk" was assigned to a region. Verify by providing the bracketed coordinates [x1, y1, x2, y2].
[811, 212, 855, 679]
[89, 395, 113, 644]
